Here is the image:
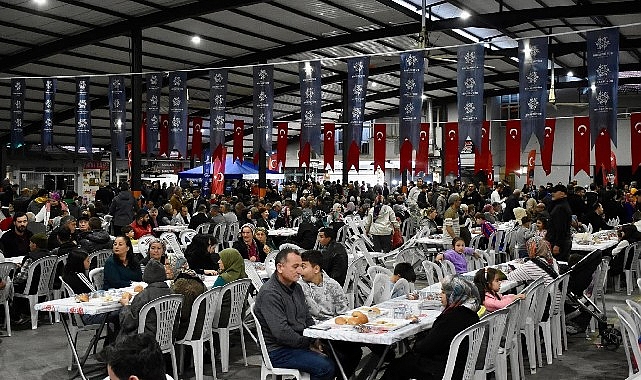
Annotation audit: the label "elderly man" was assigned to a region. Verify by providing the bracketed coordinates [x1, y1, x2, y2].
[546, 184, 573, 262]
[254, 248, 335, 380]
[442, 193, 462, 248]
[48, 215, 77, 250]
[316, 227, 348, 286]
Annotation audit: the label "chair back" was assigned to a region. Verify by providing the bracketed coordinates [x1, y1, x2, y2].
[421, 260, 443, 285]
[49, 254, 68, 290]
[336, 225, 348, 244]
[626, 299, 641, 331]
[396, 246, 424, 270]
[465, 254, 485, 272]
[89, 249, 112, 268]
[88, 267, 104, 290]
[213, 278, 251, 329]
[179, 229, 197, 246]
[590, 256, 610, 298]
[392, 278, 411, 297]
[182, 287, 222, 341]
[442, 319, 489, 380]
[343, 256, 368, 308]
[480, 307, 510, 370]
[292, 217, 302, 228]
[364, 273, 391, 306]
[0, 262, 17, 283]
[20, 256, 57, 296]
[613, 306, 641, 378]
[250, 303, 276, 370]
[225, 222, 240, 242]
[137, 235, 156, 258]
[367, 265, 393, 281]
[265, 252, 277, 277]
[212, 223, 226, 243]
[160, 232, 183, 256]
[469, 234, 484, 250]
[244, 260, 265, 293]
[501, 299, 522, 351]
[137, 294, 184, 352]
[518, 276, 546, 326]
[195, 223, 212, 235]
[440, 259, 456, 277]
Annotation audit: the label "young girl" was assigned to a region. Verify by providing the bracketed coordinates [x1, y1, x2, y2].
[513, 216, 535, 258]
[435, 236, 481, 274]
[474, 267, 525, 312]
[534, 216, 548, 238]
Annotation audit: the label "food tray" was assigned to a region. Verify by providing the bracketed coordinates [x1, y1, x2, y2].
[365, 318, 412, 331]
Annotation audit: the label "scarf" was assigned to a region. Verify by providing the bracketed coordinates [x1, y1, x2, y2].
[218, 248, 247, 284]
[441, 275, 480, 313]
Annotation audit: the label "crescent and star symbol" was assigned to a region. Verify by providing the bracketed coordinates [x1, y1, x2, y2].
[509, 128, 518, 138]
[215, 173, 224, 182]
[529, 157, 535, 166]
[635, 122, 641, 134]
[481, 127, 487, 137]
[544, 126, 552, 137]
[235, 126, 242, 134]
[448, 129, 456, 140]
[279, 129, 287, 137]
[376, 131, 384, 141]
[326, 130, 333, 139]
[577, 125, 587, 136]
[419, 130, 427, 140]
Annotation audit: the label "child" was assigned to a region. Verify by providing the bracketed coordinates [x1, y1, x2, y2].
[435, 236, 481, 274]
[474, 267, 525, 312]
[513, 216, 535, 258]
[390, 262, 417, 298]
[121, 225, 136, 244]
[474, 212, 496, 249]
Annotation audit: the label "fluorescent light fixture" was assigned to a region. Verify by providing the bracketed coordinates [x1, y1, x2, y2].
[33, 0, 47, 5]
[567, 71, 573, 77]
[191, 35, 201, 44]
[591, 84, 597, 91]
[460, 10, 471, 19]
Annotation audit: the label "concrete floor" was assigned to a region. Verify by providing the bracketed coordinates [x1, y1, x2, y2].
[0, 291, 633, 380]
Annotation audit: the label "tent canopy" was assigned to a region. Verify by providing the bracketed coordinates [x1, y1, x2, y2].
[178, 156, 281, 180]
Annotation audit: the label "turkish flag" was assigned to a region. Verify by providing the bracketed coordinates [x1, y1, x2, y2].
[527, 149, 536, 186]
[299, 143, 310, 169]
[474, 121, 490, 173]
[190, 117, 203, 159]
[347, 141, 360, 172]
[505, 120, 521, 175]
[159, 114, 169, 157]
[595, 129, 612, 177]
[487, 152, 494, 187]
[573, 117, 590, 175]
[140, 113, 147, 154]
[444, 122, 459, 176]
[276, 122, 288, 167]
[610, 151, 619, 185]
[268, 153, 279, 171]
[232, 119, 244, 162]
[399, 139, 412, 173]
[324, 123, 335, 170]
[373, 123, 386, 171]
[540, 118, 556, 175]
[212, 151, 226, 195]
[631, 113, 641, 174]
[414, 123, 429, 175]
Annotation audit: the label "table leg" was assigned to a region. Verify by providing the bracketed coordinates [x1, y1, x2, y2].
[68, 313, 109, 380]
[326, 341, 348, 380]
[367, 346, 390, 380]
[60, 315, 88, 380]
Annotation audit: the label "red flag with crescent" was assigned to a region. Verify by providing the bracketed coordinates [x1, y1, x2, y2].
[632, 113, 641, 174]
[573, 117, 590, 175]
[474, 121, 490, 173]
[159, 114, 169, 157]
[540, 118, 555, 175]
[299, 143, 310, 169]
[347, 141, 360, 172]
[268, 153, 279, 171]
[595, 129, 612, 176]
[415, 123, 429, 175]
[140, 113, 147, 154]
[232, 119, 244, 162]
[399, 139, 412, 173]
[487, 151, 494, 187]
[212, 148, 226, 195]
[444, 122, 459, 176]
[190, 117, 203, 159]
[373, 123, 386, 171]
[505, 120, 521, 175]
[527, 149, 536, 186]
[610, 151, 619, 185]
[324, 123, 335, 170]
[275, 122, 288, 167]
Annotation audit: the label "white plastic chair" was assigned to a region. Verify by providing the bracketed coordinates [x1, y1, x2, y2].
[343, 256, 368, 309]
[179, 229, 197, 246]
[495, 299, 522, 380]
[442, 319, 489, 380]
[137, 294, 184, 380]
[13, 255, 57, 329]
[364, 273, 391, 307]
[475, 307, 510, 380]
[516, 276, 546, 375]
[176, 287, 222, 380]
[244, 260, 265, 293]
[0, 262, 16, 336]
[626, 299, 641, 331]
[211, 223, 226, 244]
[137, 235, 156, 258]
[224, 222, 240, 242]
[366, 265, 393, 282]
[195, 223, 212, 235]
[160, 232, 183, 256]
[587, 257, 610, 332]
[89, 249, 112, 268]
[264, 252, 277, 277]
[292, 216, 302, 228]
[440, 259, 456, 277]
[421, 260, 443, 285]
[613, 306, 641, 380]
[212, 278, 251, 372]
[622, 242, 641, 295]
[49, 254, 69, 323]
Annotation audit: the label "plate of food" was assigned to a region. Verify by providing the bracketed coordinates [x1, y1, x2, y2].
[331, 311, 370, 326]
[356, 306, 390, 317]
[365, 318, 412, 331]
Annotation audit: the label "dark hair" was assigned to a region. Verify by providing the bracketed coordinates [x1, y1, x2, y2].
[591, 202, 602, 211]
[536, 216, 548, 229]
[184, 233, 215, 261]
[474, 212, 486, 220]
[393, 262, 416, 283]
[135, 209, 149, 219]
[318, 226, 336, 240]
[113, 235, 136, 268]
[88, 217, 102, 230]
[120, 225, 133, 234]
[64, 248, 89, 276]
[57, 226, 72, 242]
[197, 204, 208, 213]
[473, 267, 503, 303]
[275, 247, 300, 265]
[451, 236, 465, 247]
[107, 333, 166, 380]
[13, 211, 27, 223]
[301, 250, 323, 270]
[520, 216, 531, 225]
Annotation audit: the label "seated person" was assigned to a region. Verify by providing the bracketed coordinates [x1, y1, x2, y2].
[254, 227, 276, 254]
[317, 227, 348, 286]
[107, 333, 169, 380]
[389, 262, 417, 298]
[380, 275, 481, 380]
[513, 216, 535, 258]
[233, 224, 266, 262]
[167, 254, 206, 341]
[121, 225, 136, 245]
[473, 267, 525, 312]
[140, 238, 167, 266]
[212, 248, 248, 327]
[184, 234, 219, 275]
[474, 212, 496, 249]
[130, 209, 153, 239]
[103, 236, 142, 290]
[421, 207, 440, 235]
[295, 209, 320, 250]
[78, 217, 113, 254]
[435, 236, 481, 274]
[12, 233, 50, 324]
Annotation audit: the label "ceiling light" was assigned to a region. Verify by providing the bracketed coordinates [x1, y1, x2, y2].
[567, 71, 573, 77]
[191, 36, 201, 44]
[33, 0, 47, 5]
[460, 10, 471, 20]
[591, 84, 597, 91]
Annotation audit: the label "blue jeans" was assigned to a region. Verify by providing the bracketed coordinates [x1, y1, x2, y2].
[268, 347, 335, 380]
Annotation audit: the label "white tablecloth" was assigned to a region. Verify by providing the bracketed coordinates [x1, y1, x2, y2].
[154, 225, 189, 233]
[269, 227, 298, 237]
[571, 238, 618, 252]
[4, 256, 23, 265]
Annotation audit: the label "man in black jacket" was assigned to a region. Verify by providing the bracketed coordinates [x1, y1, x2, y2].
[317, 227, 348, 286]
[188, 204, 210, 230]
[546, 184, 573, 262]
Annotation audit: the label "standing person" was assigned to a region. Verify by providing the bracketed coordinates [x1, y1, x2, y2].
[442, 193, 462, 249]
[316, 227, 348, 286]
[109, 183, 138, 236]
[503, 189, 522, 222]
[546, 184, 573, 262]
[254, 248, 335, 380]
[295, 209, 320, 250]
[365, 194, 399, 253]
[102, 236, 142, 290]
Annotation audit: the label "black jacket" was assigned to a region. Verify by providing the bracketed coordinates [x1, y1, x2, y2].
[79, 229, 113, 253]
[546, 197, 573, 259]
[320, 240, 348, 286]
[188, 212, 210, 231]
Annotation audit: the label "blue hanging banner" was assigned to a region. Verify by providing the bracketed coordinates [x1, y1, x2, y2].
[299, 61, 322, 153]
[109, 75, 127, 159]
[145, 73, 162, 156]
[42, 78, 56, 151]
[168, 72, 188, 158]
[253, 65, 274, 155]
[587, 27, 619, 147]
[75, 77, 92, 155]
[399, 51, 425, 150]
[519, 37, 549, 151]
[346, 56, 369, 171]
[209, 69, 228, 160]
[457, 44, 485, 151]
[202, 148, 212, 199]
[10, 78, 25, 149]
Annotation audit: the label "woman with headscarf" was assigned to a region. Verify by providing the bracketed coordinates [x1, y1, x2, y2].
[233, 223, 266, 262]
[167, 253, 207, 340]
[344, 201, 356, 216]
[365, 194, 400, 253]
[295, 208, 320, 250]
[380, 275, 481, 380]
[212, 248, 248, 327]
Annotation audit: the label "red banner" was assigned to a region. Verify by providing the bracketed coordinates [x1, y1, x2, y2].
[610, 151, 619, 185]
[505, 120, 521, 176]
[415, 123, 429, 175]
[373, 123, 386, 171]
[324, 123, 335, 170]
[444, 122, 459, 176]
[347, 141, 360, 172]
[527, 149, 536, 186]
[190, 117, 203, 159]
[159, 114, 169, 157]
[232, 119, 244, 162]
[399, 139, 412, 173]
[573, 116, 590, 175]
[299, 143, 310, 169]
[276, 122, 288, 167]
[632, 113, 641, 174]
[474, 121, 490, 173]
[487, 152, 494, 187]
[540, 118, 556, 175]
[140, 114, 147, 154]
[268, 153, 279, 171]
[595, 129, 612, 175]
[212, 149, 226, 195]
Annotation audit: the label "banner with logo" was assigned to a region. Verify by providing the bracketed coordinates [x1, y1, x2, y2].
[10, 78, 25, 149]
[474, 121, 490, 174]
[444, 122, 459, 176]
[253, 65, 274, 160]
[527, 150, 536, 186]
[233, 119, 244, 162]
[202, 148, 212, 199]
[587, 28, 619, 146]
[346, 56, 370, 171]
[42, 78, 57, 150]
[108, 76, 127, 159]
[299, 61, 322, 165]
[415, 122, 429, 175]
[573, 116, 591, 175]
[519, 37, 549, 150]
[373, 123, 386, 171]
[75, 77, 92, 154]
[168, 72, 188, 157]
[399, 51, 424, 152]
[400, 139, 412, 173]
[209, 69, 228, 162]
[324, 123, 335, 170]
[145, 73, 162, 156]
[505, 120, 521, 175]
[191, 117, 203, 159]
[631, 113, 641, 174]
[541, 118, 556, 175]
[457, 44, 484, 151]
[276, 122, 288, 168]
[159, 114, 169, 156]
